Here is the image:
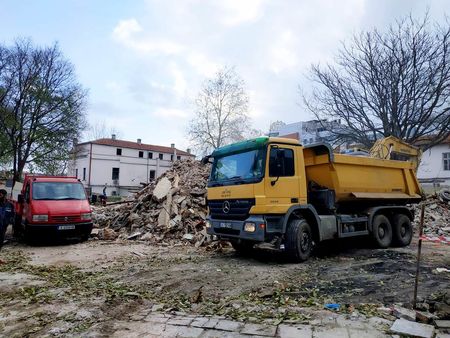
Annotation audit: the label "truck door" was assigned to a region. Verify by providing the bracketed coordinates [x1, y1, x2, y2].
[264, 145, 300, 213]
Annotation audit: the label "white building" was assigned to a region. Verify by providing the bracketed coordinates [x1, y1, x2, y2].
[417, 137, 450, 187]
[70, 135, 194, 196]
[268, 120, 345, 148]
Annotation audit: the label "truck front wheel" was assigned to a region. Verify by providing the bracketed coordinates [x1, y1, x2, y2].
[392, 214, 412, 247]
[371, 214, 392, 248]
[285, 218, 312, 262]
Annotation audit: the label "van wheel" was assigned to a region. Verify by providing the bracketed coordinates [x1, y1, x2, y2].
[285, 218, 312, 262]
[231, 240, 254, 255]
[392, 214, 412, 247]
[371, 215, 392, 248]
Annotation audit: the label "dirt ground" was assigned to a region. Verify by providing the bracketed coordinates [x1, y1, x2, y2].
[0, 236, 448, 337]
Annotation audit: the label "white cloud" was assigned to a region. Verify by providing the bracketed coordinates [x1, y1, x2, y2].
[218, 0, 265, 26]
[152, 107, 189, 119]
[269, 30, 298, 74]
[169, 62, 187, 97]
[112, 18, 183, 55]
[187, 51, 220, 77]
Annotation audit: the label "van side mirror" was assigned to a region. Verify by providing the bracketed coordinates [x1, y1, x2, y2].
[17, 194, 24, 204]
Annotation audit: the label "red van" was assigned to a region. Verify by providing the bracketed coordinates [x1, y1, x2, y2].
[13, 175, 93, 241]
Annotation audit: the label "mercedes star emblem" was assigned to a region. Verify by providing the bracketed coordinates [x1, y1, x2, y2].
[222, 201, 231, 214]
[64, 217, 68, 222]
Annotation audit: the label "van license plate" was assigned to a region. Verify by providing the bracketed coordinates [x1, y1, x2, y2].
[219, 222, 232, 228]
[58, 225, 75, 230]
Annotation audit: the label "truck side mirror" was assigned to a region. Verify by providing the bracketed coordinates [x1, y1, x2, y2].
[17, 194, 24, 204]
[270, 149, 283, 186]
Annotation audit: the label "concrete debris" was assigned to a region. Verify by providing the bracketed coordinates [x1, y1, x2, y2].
[392, 305, 416, 321]
[412, 195, 450, 237]
[91, 160, 214, 248]
[434, 320, 450, 329]
[390, 318, 434, 338]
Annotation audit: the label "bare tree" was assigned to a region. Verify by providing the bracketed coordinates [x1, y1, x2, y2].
[268, 120, 286, 134]
[188, 67, 249, 155]
[85, 120, 122, 141]
[304, 15, 450, 150]
[0, 39, 87, 184]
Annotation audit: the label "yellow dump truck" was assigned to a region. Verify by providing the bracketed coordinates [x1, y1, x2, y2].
[205, 137, 422, 262]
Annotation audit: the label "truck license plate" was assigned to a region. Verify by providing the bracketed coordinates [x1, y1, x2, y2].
[219, 222, 232, 228]
[58, 225, 75, 230]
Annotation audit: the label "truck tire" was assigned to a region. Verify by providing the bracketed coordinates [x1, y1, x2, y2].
[285, 218, 312, 262]
[371, 214, 392, 248]
[392, 214, 412, 247]
[231, 240, 254, 255]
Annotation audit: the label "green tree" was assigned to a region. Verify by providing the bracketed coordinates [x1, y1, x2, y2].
[0, 39, 87, 183]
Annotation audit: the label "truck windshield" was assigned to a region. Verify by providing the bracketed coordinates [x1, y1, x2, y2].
[32, 182, 87, 200]
[209, 148, 265, 186]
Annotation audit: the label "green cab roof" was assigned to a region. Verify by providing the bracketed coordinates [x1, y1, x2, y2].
[211, 137, 269, 158]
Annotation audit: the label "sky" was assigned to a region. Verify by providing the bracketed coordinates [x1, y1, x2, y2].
[1, 0, 449, 152]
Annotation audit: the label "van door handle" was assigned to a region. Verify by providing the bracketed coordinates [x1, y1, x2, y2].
[291, 198, 298, 203]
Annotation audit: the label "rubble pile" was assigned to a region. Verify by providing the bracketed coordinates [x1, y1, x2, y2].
[412, 192, 450, 237]
[92, 160, 212, 246]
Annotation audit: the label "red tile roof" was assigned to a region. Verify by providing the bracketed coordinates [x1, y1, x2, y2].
[78, 138, 194, 156]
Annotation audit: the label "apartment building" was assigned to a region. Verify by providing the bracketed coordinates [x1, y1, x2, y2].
[70, 135, 194, 196]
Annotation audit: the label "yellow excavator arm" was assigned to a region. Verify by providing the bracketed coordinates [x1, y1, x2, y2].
[369, 136, 422, 170]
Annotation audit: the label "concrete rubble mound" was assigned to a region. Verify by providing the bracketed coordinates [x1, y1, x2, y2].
[412, 194, 450, 237]
[92, 160, 212, 246]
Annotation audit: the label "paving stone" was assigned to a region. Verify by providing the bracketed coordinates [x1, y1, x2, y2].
[435, 320, 450, 329]
[215, 320, 244, 332]
[177, 326, 205, 337]
[200, 329, 238, 338]
[202, 318, 221, 329]
[312, 327, 349, 338]
[348, 328, 388, 338]
[167, 316, 194, 326]
[277, 324, 312, 338]
[144, 313, 171, 323]
[390, 318, 434, 338]
[191, 317, 210, 328]
[240, 323, 276, 336]
[336, 317, 368, 330]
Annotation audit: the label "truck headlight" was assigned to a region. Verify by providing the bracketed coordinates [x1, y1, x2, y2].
[81, 213, 92, 221]
[205, 220, 212, 228]
[32, 214, 48, 222]
[244, 222, 256, 232]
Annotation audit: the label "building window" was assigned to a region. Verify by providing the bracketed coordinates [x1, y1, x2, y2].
[177, 155, 181, 160]
[112, 167, 120, 180]
[116, 148, 122, 156]
[139, 151, 144, 158]
[112, 191, 117, 196]
[159, 153, 163, 160]
[149, 170, 156, 180]
[83, 168, 86, 181]
[148, 152, 153, 159]
[171, 154, 174, 161]
[269, 148, 295, 177]
[444, 153, 450, 171]
[75, 168, 78, 178]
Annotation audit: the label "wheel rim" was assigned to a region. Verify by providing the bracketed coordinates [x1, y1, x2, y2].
[400, 224, 406, 237]
[300, 231, 310, 252]
[378, 225, 386, 238]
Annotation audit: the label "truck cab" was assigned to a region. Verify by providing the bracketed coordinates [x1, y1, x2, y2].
[15, 175, 93, 241]
[205, 137, 421, 261]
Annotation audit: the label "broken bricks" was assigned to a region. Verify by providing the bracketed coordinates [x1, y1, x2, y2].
[91, 159, 211, 247]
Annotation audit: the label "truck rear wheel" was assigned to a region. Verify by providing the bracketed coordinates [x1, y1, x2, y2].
[392, 214, 412, 247]
[371, 214, 392, 248]
[285, 218, 312, 262]
[231, 240, 254, 255]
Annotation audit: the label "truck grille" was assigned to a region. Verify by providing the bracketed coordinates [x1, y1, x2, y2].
[51, 215, 80, 223]
[208, 198, 255, 220]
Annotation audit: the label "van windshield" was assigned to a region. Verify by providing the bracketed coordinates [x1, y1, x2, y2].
[209, 148, 265, 187]
[32, 182, 87, 200]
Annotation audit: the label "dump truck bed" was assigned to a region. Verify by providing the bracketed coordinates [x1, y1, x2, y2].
[303, 144, 422, 203]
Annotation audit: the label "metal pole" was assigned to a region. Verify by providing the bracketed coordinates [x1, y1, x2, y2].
[413, 203, 426, 309]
